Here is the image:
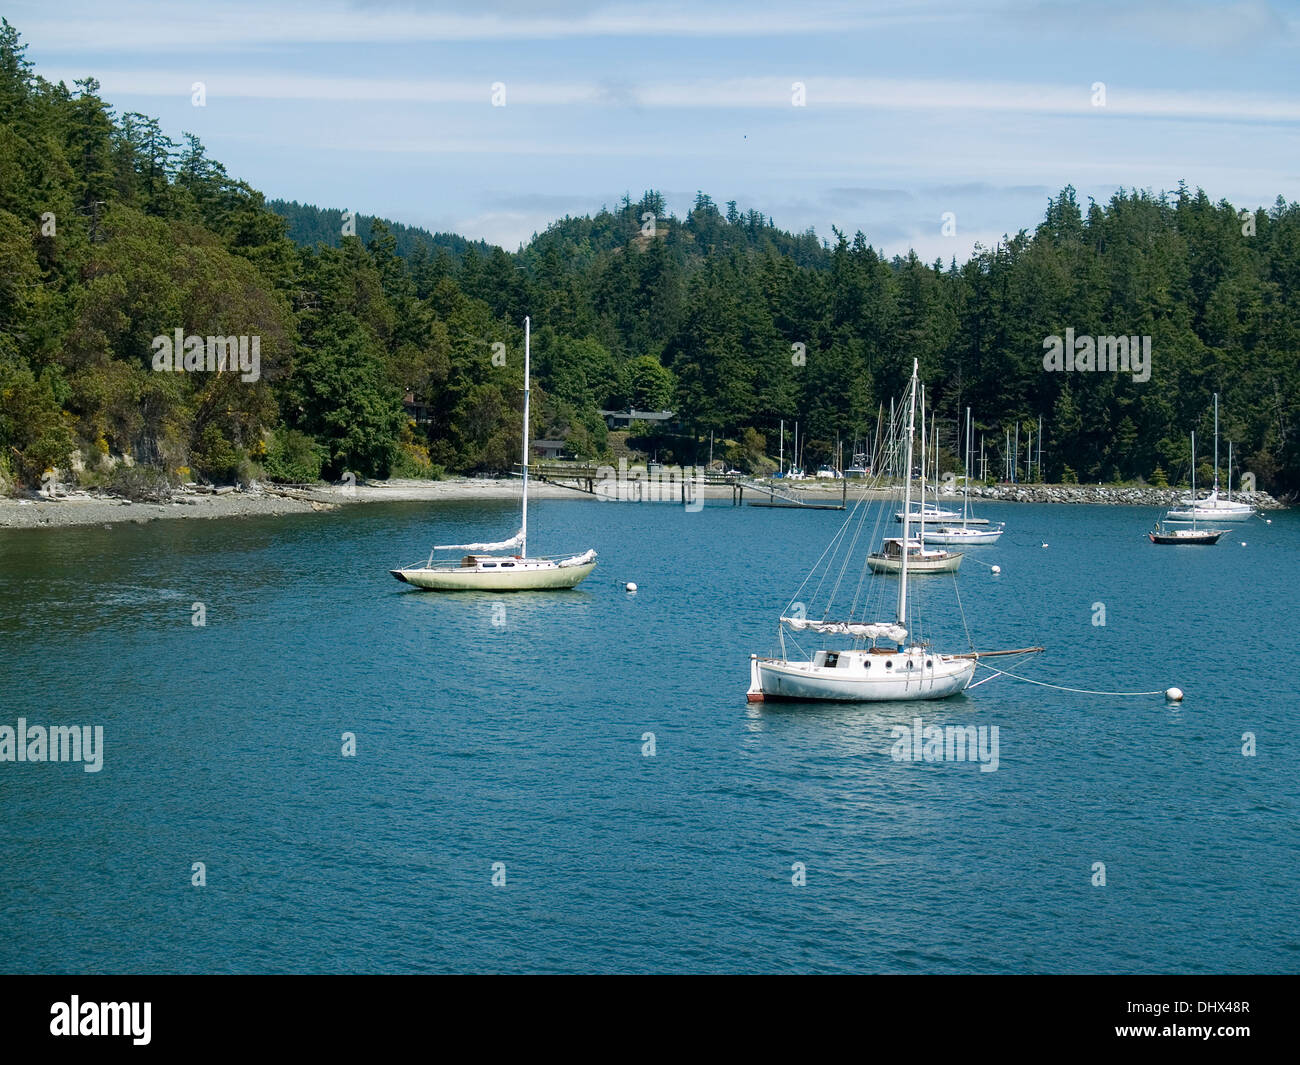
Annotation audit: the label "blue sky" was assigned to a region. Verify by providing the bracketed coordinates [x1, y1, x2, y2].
[10, 0, 1299, 259]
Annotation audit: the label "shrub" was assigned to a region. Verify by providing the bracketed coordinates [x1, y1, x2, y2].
[108, 465, 172, 503]
[263, 427, 325, 483]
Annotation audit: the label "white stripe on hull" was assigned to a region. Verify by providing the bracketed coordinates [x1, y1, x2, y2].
[392, 561, 596, 591]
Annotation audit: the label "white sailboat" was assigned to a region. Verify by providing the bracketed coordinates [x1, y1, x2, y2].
[923, 407, 1004, 545]
[748, 360, 1040, 703]
[391, 317, 597, 591]
[879, 383, 962, 572]
[1166, 394, 1254, 523]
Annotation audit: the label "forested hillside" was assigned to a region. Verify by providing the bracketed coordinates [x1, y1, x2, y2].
[1, 20, 1297, 495]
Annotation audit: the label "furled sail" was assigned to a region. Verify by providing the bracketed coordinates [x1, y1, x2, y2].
[557, 549, 597, 568]
[780, 616, 907, 643]
[435, 530, 524, 553]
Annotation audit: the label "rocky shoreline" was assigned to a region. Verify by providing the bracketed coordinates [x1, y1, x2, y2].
[959, 484, 1284, 508]
[0, 476, 1286, 530]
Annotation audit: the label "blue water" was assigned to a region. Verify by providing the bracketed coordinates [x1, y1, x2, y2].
[1, 497, 1297, 973]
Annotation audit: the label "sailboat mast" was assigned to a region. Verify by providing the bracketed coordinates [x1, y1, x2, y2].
[1228, 441, 1233, 501]
[521, 316, 530, 558]
[919, 384, 927, 527]
[963, 406, 972, 527]
[1190, 429, 1197, 531]
[1213, 393, 1220, 494]
[897, 362, 919, 636]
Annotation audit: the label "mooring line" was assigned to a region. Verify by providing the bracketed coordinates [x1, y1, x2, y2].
[975, 663, 1168, 697]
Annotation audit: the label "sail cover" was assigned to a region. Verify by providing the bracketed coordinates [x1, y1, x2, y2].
[780, 616, 907, 643]
[557, 549, 597, 568]
[435, 529, 524, 552]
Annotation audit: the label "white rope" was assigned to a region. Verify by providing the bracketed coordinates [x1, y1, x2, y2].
[974, 663, 1168, 697]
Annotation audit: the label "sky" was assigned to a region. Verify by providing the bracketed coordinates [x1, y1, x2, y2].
[8, 0, 1300, 260]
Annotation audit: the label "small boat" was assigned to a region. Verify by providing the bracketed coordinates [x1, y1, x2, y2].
[923, 524, 1002, 545]
[923, 407, 1004, 545]
[894, 504, 964, 523]
[390, 317, 597, 591]
[1150, 430, 1225, 546]
[868, 536, 963, 573]
[1149, 522, 1224, 545]
[1166, 395, 1255, 522]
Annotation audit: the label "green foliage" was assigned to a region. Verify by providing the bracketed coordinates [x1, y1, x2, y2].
[263, 426, 325, 483]
[191, 423, 242, 483]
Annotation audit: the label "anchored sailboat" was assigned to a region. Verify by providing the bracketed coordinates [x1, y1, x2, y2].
[1150, 430, 1226, 545]
[923, 407, 1004, 545]
[748, 360, 1040, 703]
[1166, 393, 1254, 523]
[390, 317, 597, 591]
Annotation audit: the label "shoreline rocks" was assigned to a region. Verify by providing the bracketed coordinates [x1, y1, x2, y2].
[955, 484, 1284, 508]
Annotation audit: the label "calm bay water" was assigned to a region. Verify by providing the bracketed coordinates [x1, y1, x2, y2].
[1, 496, 1297, 973]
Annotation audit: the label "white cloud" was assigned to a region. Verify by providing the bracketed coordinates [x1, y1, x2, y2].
[57, 69, 1300, 124]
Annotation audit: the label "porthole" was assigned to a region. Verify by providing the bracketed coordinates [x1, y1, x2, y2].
[885, 660, 892, 669]
[925, 659, 933, 668]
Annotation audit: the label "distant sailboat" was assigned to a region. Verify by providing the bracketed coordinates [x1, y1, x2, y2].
[1166, 394, 1254, 523]
[391, 317, 597, 590]
[1151, 430, 1225, 545]
[923, 407, 1004, 545]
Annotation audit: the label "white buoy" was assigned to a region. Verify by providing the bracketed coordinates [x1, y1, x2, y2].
[1240, 542, 1247, 547]
[625, 582, 637, 593]
[991, 565, 1001, 574]
[1165, 687, 1184, 702]
[1041, 542, 1048, 549]
[1265, 519, 1272, 525]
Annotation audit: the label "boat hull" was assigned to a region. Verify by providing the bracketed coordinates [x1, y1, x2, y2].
[1165, 506, 1252, 523]
[1148, 531, 1224, 545]
[921, 527, 1002, 545]
[391, 559, 596, 590]
[750, 652, 975, 702]
[867, 551, 963, 573]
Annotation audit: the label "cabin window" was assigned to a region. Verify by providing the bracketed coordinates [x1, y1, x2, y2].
[502, 562, 515, 568]
[482, 562, 497, 568]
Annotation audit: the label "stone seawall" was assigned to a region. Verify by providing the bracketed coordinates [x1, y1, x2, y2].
[955, 484, 1283, 508]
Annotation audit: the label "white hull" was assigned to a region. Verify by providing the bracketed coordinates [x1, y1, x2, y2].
[921, 525, 1003, 545]
[895, 507, 969, 523]
[749, 650, 975, 702]
[868, 550, 962, 573]
[392, 555, 596, 591]
[1166, 505, 1253, 523]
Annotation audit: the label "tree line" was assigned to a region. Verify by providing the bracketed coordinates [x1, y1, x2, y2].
[1, 20, 1296, 496]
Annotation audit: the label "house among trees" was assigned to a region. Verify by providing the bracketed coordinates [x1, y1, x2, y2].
[599, 410, 679, 431]
[530, 439, 568, 460]
[403, 391, 431, 425]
